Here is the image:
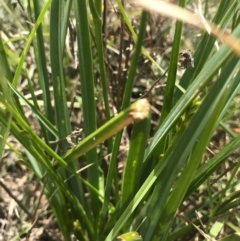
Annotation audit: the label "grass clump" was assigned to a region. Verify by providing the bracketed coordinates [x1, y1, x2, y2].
[0, 0, 240, 240]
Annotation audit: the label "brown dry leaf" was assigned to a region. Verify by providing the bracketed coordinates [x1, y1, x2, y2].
[133, 0, 240, 56]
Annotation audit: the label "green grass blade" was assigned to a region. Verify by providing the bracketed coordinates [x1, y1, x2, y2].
[64, 99, 150, 162]
[159, 0, 185, 125]
[0, 35, 13, 161]
[186, 70, 240, 197]
[12, 0, 52, 87]
[153, 0, 185, 160]
[117, 231, 143, 241]
[0, 33, 12, 80]
[0, 98, 94, 241]
[60, 0, 73, 51]
[89, 0, 111, 122]
[219, 234, 240, 241]
[50, 0, 71, 140]
[187, 133, 240, 197]
[50, 0, 86, 223]
[100, 10, 148, 227]
[144, 23, 240, 163]
[158, 95, 227, 241]
[32, 0, 54, 138]
[154, 56, 239, 241]
[104, 140, 177, 241]
[175, 0, 239, 100]
[121, 107, 151, 205]
[122, 10, 148, 108]
[116, 0, 164, 73]
[105, 23, 240, 241]
[74, 0, 99, 224]
[7, 82, 58, 137]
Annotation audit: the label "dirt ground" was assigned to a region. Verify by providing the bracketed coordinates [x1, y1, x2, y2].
[0, 136, 64, 241]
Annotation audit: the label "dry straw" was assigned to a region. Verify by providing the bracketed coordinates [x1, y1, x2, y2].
[134, 0, 240, 56]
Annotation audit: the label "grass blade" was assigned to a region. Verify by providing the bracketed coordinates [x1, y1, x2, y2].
[74, 0, 99, 224]
[121, 104, 151, 205]
[100, 10, 148, 228]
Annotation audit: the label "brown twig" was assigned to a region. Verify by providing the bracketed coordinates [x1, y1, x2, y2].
[139, 68, 169, 99]
[0, 179, 33, 219]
